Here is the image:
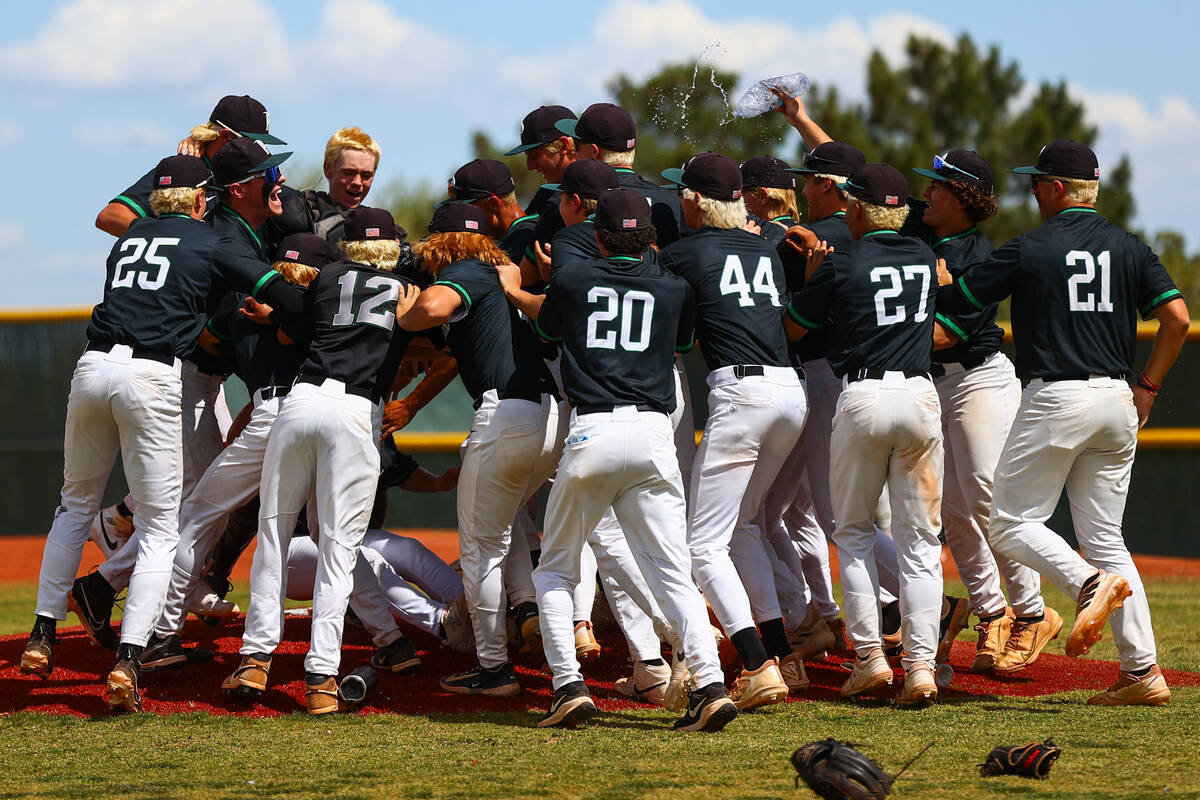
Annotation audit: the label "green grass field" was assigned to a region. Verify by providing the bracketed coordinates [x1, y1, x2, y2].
[2, 577, 1198, 800]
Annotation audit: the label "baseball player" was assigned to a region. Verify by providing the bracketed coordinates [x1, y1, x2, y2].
[740, 155, 799, 247]
[526, 187, 737, 731]
[911, 150, 1054, 673]
[397, 203, 560, 698]
[222, 207, 421, 714]
[658, 152, 803, 707]
[444, 159, 540, 266]
[303, 127, 379, 245]
[786, 163, 945, 707]
[505, 104, 579, 283]
[937, 140, 1189, 705]
[20, 155, 306, 712]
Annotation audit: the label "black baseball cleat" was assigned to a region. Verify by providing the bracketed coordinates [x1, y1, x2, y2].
[19, 619, 56, 679]
[673, 682, 739, 732]
[370, 636, 422, 674]
[140, 633, 215, 672]
[537, 680, 598, 728]
[439, 662, 521, 697]
[68, 572, 119, 650]
[106, 657, 143, 713]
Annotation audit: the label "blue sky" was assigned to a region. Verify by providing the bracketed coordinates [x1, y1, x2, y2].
[1, 0, 1197, 307]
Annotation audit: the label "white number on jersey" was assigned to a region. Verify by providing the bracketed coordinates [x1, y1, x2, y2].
[332, 271, 402, 330]
[111, 237, 179, 291]
[1066, 250, 1114, 312]
[719, 255, 780, 307]
[869, 264, 931, 326]
[586, 287, 655, 352]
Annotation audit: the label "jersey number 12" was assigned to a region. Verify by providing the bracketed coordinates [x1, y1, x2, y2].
[586, 287, 655, 352]
[332, 271, 401, 330]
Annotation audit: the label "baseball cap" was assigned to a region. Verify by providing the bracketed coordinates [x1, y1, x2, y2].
[210, 138, 292, 188]
[505, 105, 577, 156]
[594, 187, 653, 232]
[344, 207, 401, 241]
[554, 103, 636, 152]
[788, 142, 866, 177]
[448, 159, 517, 201]
[428, 202, 490, 234]
[838, 163, 908, 207]
[543, 159, 619, 198]
[153, 155, 212, 189]
[209, 95, 285, 145]
[274, 233, 335, 269]
[740, 155, 795, 190]
[661, 152, 743, 201]
[1014, 140, 1100, 180]
[913, 150, 994, 194]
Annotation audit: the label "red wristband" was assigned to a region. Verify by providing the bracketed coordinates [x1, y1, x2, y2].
[1137, 373, 1161, 395]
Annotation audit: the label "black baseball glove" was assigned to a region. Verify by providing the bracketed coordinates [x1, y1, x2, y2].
[979, 739, 1061, 779]
[791, 739, 893, 799]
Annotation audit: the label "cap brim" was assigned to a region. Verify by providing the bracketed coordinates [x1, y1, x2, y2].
[660, 167, 685, 186]
[253, 151, 292, 171]
[540, 182, 563, 192]
[434, 197, 474, 209]
[242, 131, 286, 146]
[912, 168, 948, 182]
[504, 141, 544, 156]
[1013, 165, 1047, 175]
[553, 119, 579, 138]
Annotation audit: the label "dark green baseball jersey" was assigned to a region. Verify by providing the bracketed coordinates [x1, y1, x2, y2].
[499, 213, 540, 265]
[785, 210, 852, 364]
[929, 227, 1003, 365]
[615, 168, 684, 248]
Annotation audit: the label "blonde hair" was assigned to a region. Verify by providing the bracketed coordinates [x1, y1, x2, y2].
[339, 239, 400, 270]
[682, 188, 748, 230]
[271, 259, 319, 287]
[1048, 176, 1099, 205]
[413, 232, 510, 276]
[542, 138, 574, 156]
[598, 148, 635, 168]
[851, 198, 909, 231]
[814, 173, 849, 201]
[149, 186, 204, 217]
[324, 127, 381, 171]
[188, 122, 221, 142]
[760, 187, 799, 222]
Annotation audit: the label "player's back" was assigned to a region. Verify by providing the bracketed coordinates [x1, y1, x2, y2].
[616, 169, 684, 247]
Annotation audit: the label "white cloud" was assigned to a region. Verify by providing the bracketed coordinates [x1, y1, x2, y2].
[0, 120, 21, 146]
[73, 121, 173, 150]
[0, 222, 26, 248]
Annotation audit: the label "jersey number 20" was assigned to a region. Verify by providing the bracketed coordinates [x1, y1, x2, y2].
[870, 265, 931, 326]
[111, 237, 179, 291]
[332, 272, 401, 330]
[586, 287, 655, 351]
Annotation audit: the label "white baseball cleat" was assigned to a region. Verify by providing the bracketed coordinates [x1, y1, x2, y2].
[189, 591, 240, 619]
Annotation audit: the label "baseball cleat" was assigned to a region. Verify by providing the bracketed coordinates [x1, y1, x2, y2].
[1066, 571, 1131, 658]
[537, 680, 597, 728]
[1087, 665, 1171, 707]
[787, 605, 836, 661]
[969, 609, 1014, 673]
[826, 617, 848, 651]
[439, 593, 474, 654]
[106, 658, 143, 713]
[936, 595, 971, 663]
[140, 633, 214, 672]
[663, 650, 692, 712]
[512, 602, 542, 660]
[88, 503, 134, 557]
[896, 662, 937, 708]
[573, 620, 601, 662]
[305, 676, 341, 715]
[614, 660, 671, 706]
[19, 622, 55, 679]
[994, 606, 1063, 674]
[673, 682, 738, 732]
[779, 652, 810, 693]
[189, 590, 240, 620]
[439, 662, 521, 697]
[222, 654, 271, 696]
[68, 572, 119, 651]
[730, 657, 788, 710]
[839, 647, 894, 699]
[370, 636, 422, 674]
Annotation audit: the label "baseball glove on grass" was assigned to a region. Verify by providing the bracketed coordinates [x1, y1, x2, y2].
[979, 738, 1061, 779]
[791, 738, 893, 799]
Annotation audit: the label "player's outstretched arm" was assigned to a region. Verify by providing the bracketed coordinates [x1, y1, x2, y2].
[95, 201, 138, 236]
[381, 356, 459, 437]
[1134, 297, 1190, 427]
[496, 261, 546, 319]
[397, 284, 460, 331]
[770, 87, 833, 150]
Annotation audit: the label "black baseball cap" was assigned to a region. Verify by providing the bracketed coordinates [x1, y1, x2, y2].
[448, 159, 516, 201]
[788, 142, 867, 177]
[594, 187, 652, 232]
[555, 103, 636, 152]
[209, 95, 285, 145]
[275, 233, 335, 269]
[1014, 140, 1100, 180]
[210, 138, 292, 188]
[913, 150, 995, 194]
[505, 105, 576, 156]
[740, 155, 795, 190]
[153, 155, 212, 189]
[428, 202, 490, 234]
[838, 163, 908, 207]
[543, 159, 619, 198]
[661, 152, 743, 201]
[344, 207, 401, 241]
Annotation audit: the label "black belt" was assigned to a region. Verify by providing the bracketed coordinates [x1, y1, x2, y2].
[846, 368, 930, 384]
[576, 403, 661, 415]
[731, 364, 806, 380]
[86, 340, 175, 366]
[1024, 372, 1128, 386]
[257, 385, 291, 401]
[297, 374, 375, 401]
[472, 390, 544, 411]
[930, 355, 988, 378]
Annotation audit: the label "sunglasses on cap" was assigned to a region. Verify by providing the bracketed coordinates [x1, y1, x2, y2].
[932, 153, 980, 182]
[231, 165, 283, 187]
[801, 151, 839, 171]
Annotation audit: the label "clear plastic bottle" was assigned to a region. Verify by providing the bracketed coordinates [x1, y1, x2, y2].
[732, 72, 811, 119]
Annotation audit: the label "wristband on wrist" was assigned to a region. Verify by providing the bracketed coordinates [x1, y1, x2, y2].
[1136, 373, 1161, 395]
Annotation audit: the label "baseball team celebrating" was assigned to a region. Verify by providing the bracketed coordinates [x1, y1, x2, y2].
[17, 85, 1189, 731]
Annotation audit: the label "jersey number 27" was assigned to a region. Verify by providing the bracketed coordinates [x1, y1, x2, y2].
[870, 265, 931, 326]
[586, 287, 655, 352]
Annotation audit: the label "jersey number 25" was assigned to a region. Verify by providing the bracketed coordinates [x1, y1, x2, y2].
[111, 237, 179, 291]
[586, 287, 655, 352]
